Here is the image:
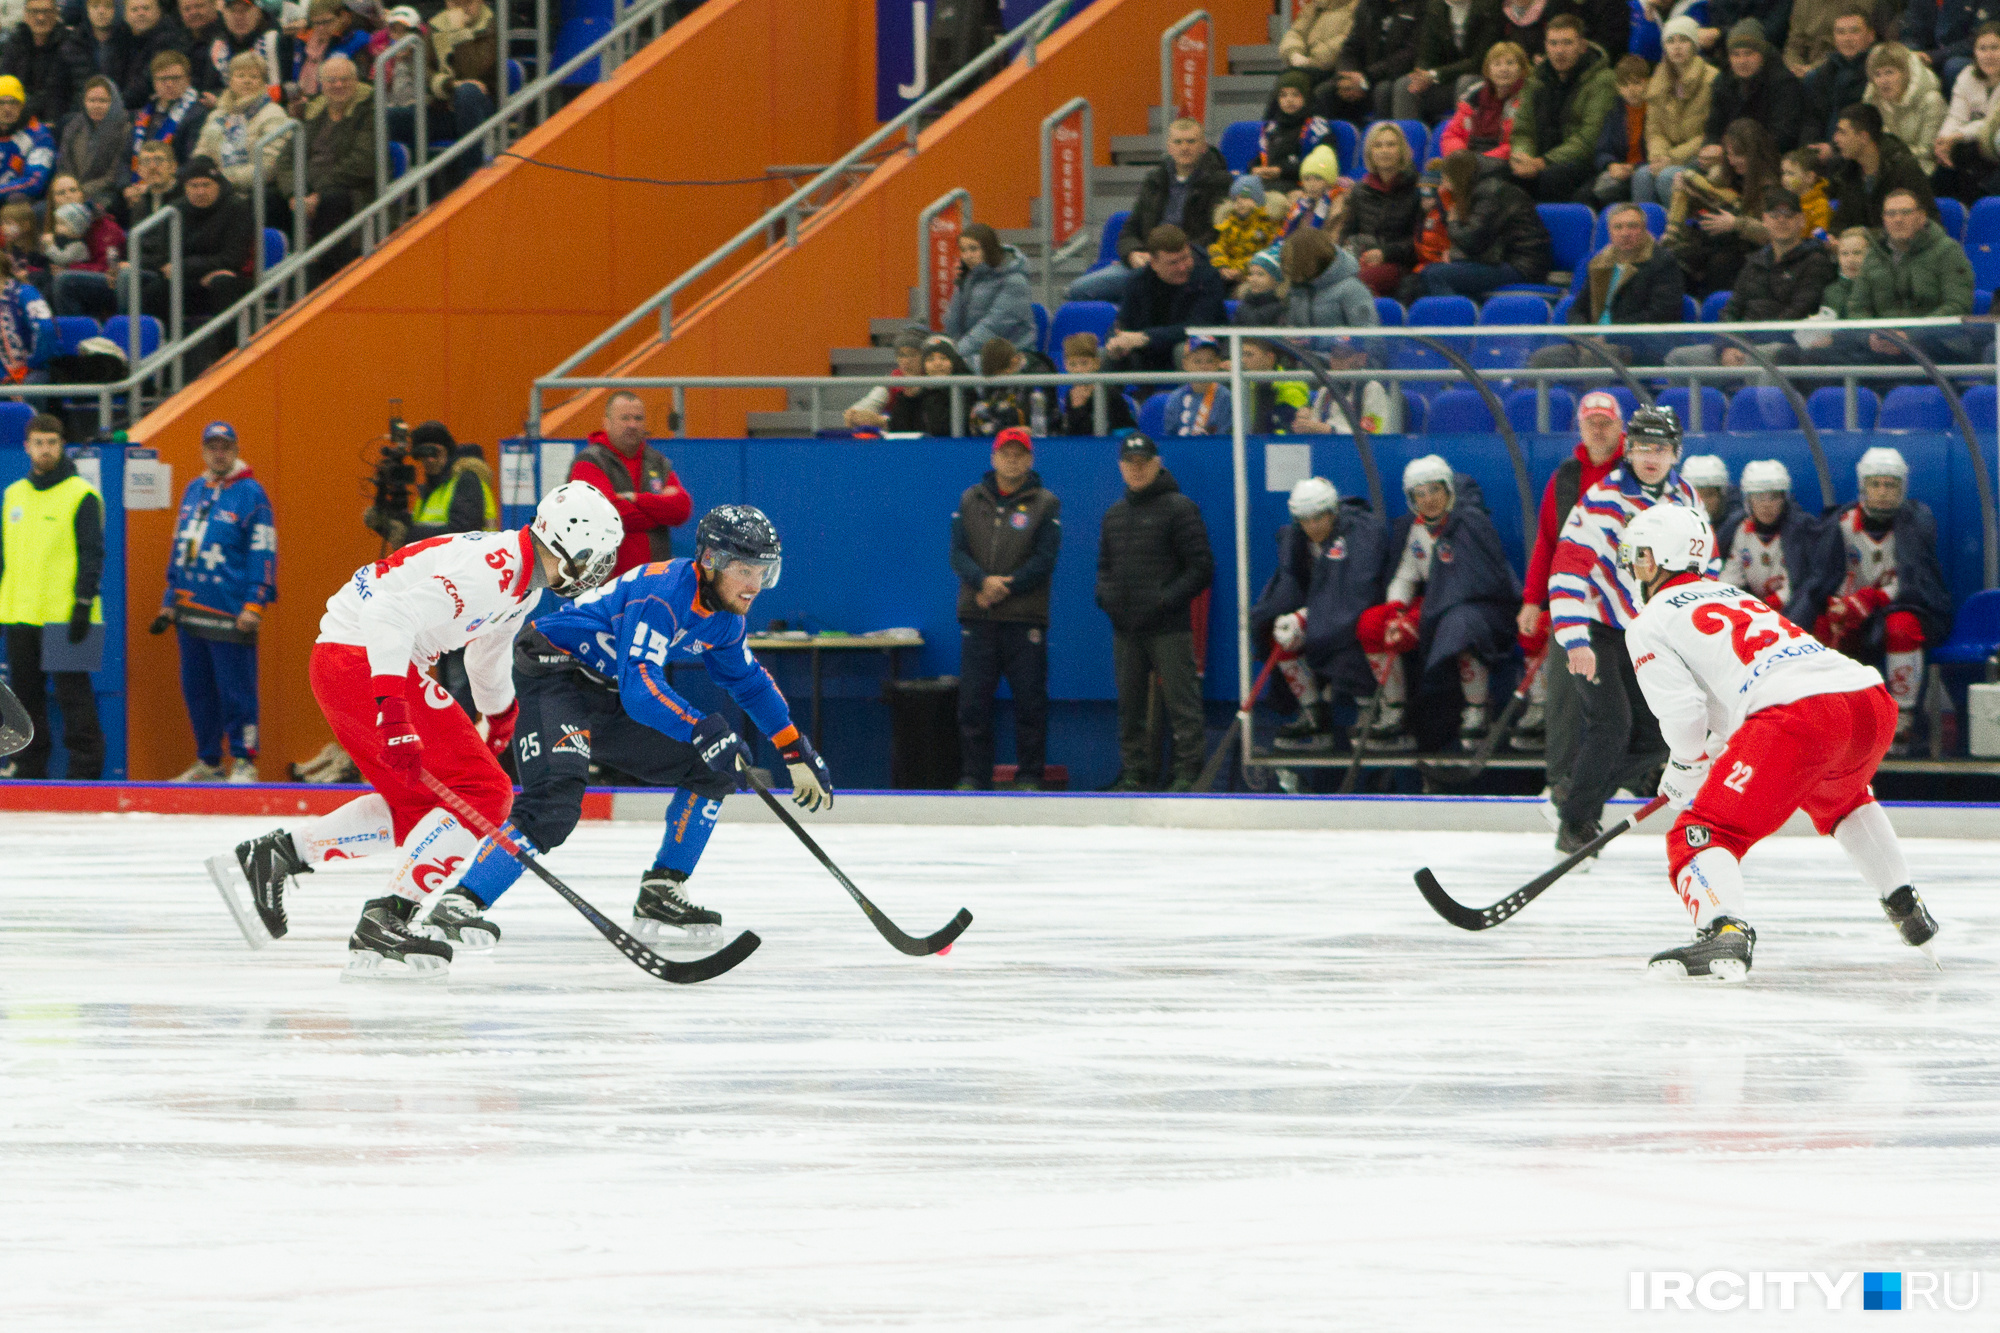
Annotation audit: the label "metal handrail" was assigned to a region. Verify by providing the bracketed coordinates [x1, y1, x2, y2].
[120, 204, 181, 390]
[529, 0, 1081, 436]
[1160, 10, 1211, 125]
[1038, 96, 1092, 310]
[372, 32, 426, 211]
[249, 118, 308, 320]
[914, 188, 972, 331]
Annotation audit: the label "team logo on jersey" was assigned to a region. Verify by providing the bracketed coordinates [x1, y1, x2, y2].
[464, 617, 487, 633]
[1684, 826, 1711, 848]
[434, 576, 465, 617]
[552, 724, 591, 758]
[1436, 542, 1454, 564]
[1327, 538, 1347, 561]
[1010, 511, 1030, 529]
[412, 855, 466, 894]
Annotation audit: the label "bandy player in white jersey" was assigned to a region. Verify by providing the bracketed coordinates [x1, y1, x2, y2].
[209, 483, 623, 979]
[1615, 505, 1941, 982]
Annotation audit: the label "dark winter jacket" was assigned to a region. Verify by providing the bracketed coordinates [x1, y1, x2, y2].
[1573, 236, 1684, 326]
[1722, 236, 1837, 323]
[1551, 0, 1628, 59]
[1795, 499, 1955, 649]
[1251, 518, 1325, 639]
[1705, 0, 1792, 53]
[1301, 498, 1393, 695]
[1112, 262, 1229, 371]
[63, 18, 130, 89]
[1096, 467, 1215, 637]
[1448, 174, 1552, 281]
[1054, 385, 1135, 436]
[177, 17, 226, 94]
[1410, 0, 1499, 86]
[1388, 477, 1521, 675]
[302, 82, 376, 203]
[1592, 95, 1643, 173]
[1335, 0, 1425, 87]
[175, 180, 253, 281]
[1704, 58, 1804, 152]
[1, 21, 87, 125]
[1828, 139, 1939, 232]
[1800, 46, 1869, 147]
[1341, 170, 1421, 268]
[117, 183, 177, 269]
[1908, 0, 2000, 66]
[1232, 287, 1285, 327]
[944, 245, 1036, 363]
[889, 343, 972, 436]
[1116, 146, 1234, 262]
[1724, 498, 1820, 624]
[1514, 41, 1618, 169]
[951, 469, 1062, 625]
[118, 19, 189, 109]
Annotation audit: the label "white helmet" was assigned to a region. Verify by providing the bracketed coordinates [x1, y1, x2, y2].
[1740, 459, 1792, 495]
[1857, 446, 1909, 483]
[1288, 476, 1339, 518]
[530, 482, 623, 597]
[1402, 454, 1454, 498]
[1618, 503, 1714, 585]
[1680, 454, 1729, 489]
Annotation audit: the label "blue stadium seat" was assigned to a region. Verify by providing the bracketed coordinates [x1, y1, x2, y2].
[1136, 391, 1169, 437]
[1048, 301, 1116, 369]
[1967, 196, 2000, 290]
[507, 59, 524, 97]
[1475, 292, 1550, 370]
[1553, 293, 1575, 323]
[1374, 296, 1405, 325]
[1978, 289, 1993, 316]
[1657, 385, 1727, 432]
[1367, 118, 1428, 164]
[1963, 382, 1996, 428]
[103, 314, 162, 359]
[1495, 203, 1590, 297]
[1807, 384, 1878, 430]
[1225, 299, 1238, 321]
[1031, 302, 1049, 356]
[1406, 294, 1477, 327]
[1426, 387, 1495, 433]
[1397, 388, 1427, 434]
[1603, 385, 1643, 420]
[1932, 589, 2000, 665]
[1219, 120, 1262, 172]
[262, 226, 287, 269]
[1095, 211, 1129, 268]
[1590, 202, 1666, 252]
[1327, 119, 1359, 177]
[1631, 10, 1662, 60]
[1701, 290, 1731, 322]
[1878, 385, 1952, 430]
[1681, 293, 1700, 322]
[388, 140, 408, 180]
[53, 316, 97, 356]
[1479, 293, 1551, 326]
[1725, 385, 1796, 431]
[0, 401, 31, 451]
[1505, 385, 1576, 433]
[1937, 195, 1966, 242]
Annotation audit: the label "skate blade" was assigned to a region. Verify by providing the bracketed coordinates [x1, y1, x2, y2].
[206, 852, 272, 950]
[447, 929, 499, 954]
[629, 916, 723, 949]
[1647, 958, 1748, 983]
[1918, 940, 1944, 971]
[1708, 958, 1750, 983]
[1647, 959, 1692, 980]
[340, 950, 450, 983]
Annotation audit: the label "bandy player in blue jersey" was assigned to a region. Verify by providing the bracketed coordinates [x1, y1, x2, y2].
[447, 505, 833, 946]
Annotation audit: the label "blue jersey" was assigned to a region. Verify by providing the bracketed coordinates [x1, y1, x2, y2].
[165, 464, 277, 631]
[534, 558, 796, 744]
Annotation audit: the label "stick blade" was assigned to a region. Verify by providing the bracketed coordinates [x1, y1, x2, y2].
[1414, 867, 1500, 932]
[914, 908, 973, 956]
[655, 929, 761, 984]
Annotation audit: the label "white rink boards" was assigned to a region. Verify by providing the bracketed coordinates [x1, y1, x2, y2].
[1, 811, 1996, 1330]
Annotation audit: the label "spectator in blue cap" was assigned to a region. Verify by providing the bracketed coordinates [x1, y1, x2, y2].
[1159, 335, 1233, 435]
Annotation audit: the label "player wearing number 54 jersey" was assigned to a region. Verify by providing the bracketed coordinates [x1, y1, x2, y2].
[1617, 505, 1940, 982]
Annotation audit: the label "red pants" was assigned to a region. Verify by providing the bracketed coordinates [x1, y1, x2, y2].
[308, 642, 512, 842]
[1667, 685, 1896, 883]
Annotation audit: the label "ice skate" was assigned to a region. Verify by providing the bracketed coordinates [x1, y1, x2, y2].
[1648, 916, 1755, 982]
[631, 869, 722, 946]
[1355, 702, 1416, 753]
[1556, 817, 1600, 873]
[343, 895, 452, 981]
[1272, 702, 1333, 752]
[1458, 704, 1488, 753]
[225, 758, 258, 784]
[172, 758, 222, 782]
[1508, 702, 1546, 752]
[238, 827, 311, 939]
[1881, 885, 1942, 968]
[426, 887, 501, 952]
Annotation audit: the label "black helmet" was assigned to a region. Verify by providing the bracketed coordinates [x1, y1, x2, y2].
[1625, 404, 1681, 450]
[694, 504, 782, 588]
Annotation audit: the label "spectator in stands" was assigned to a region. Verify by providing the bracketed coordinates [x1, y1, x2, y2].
[1318, 0, 1425, 123]
[1583, 54, 1656, 206]
[1, 200, 46, 290]
[945, 222, 1034, 364]
[1508, 14, 1616, 203]
[1706, 21, 1805, 162]
[1634, 17, 1715, 205]
[1721, 459, 1817, 612]
[1795, 446, 1953, 753]
[1911, 0, 2000, 84]
[194, 52, 289, 191]
[118, 0, 186, 112]
[1695, 0, 1793, 57]
[65, 0, 128, 96]
[1784, 0, 1853, 76]
[1232, 248, 1285, 324]
[371, 8, 423, 124]
[843, 327, 925, 431]
[1280, 143, 1344, 235]
[56, 136, 164, 316]
[568, 391, 692, 573]
[1338, 121, 1419, 296]
[889, 335, 970, 436]
[1667, 187, 1836, 371]
[1828, 102, 1937, 230]
[55, 75, 124, 211]
[0, 248, 53, 380]
[1353, 455, 1521, 753]
[1801, 6, 1878, 152]
[1053, 331, 1135, 435]
[1865, 42, 1946, 170]
[1209, 174, 1280, 284]
[0, 414, 104, 779]
[1098, 432, 1214, 791]
[1667, 116, 1782, 295]
[951, 425, 1059, 791]
[211, 0, 281, 90]
[1103, 224, 1229, 383]
[290, 0, 369, 106]
[296, 52, 375, 285]
[1530, 201, 1683, 367]
[425, 0, 498, 178]
[1845, 185, 1976, 358]
[1279, 0, 1360, 84]
[1238, 337, 1315, 432]
[110, 132, 174, 230]
[40, 174, 121, 282]
[968, 336, 1053, 437]
[150, 419, 274, 783]
[1157, 335, 1230, 436]
[1497, 0, 1549, 59]
[1280, 224, 1379, 341]
[1254, 70, 1330, 192]
[1393, 0, 1498, 123]
[0, 75, 54, 203]
[177, 0, 226, 97]
[1779, 146, 1834, 231]
[132, 51, 208, 166]
[1932, 22, 2000, 200]
[1067, 119, 1230, 305]
[172, 155, 254, 370]
[3, 0, 82, 128]
[1680, 455, 1742, 556]
[1435, 41, 1529, 164]
[1254, 476, 1389, 752]
[1423, 148, 1552, 297]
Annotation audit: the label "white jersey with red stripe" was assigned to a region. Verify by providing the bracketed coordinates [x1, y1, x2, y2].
[1834, 507, 1899, 600]
[317, 529, 540, 715]
[1625, 573, 1885, 765]
[1720, 519, 1793, 605]
[1385, 522, 1439, 604]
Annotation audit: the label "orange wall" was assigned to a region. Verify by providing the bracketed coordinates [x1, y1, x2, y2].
[539, 0, 1269, 439]
[121, 0, 874, 779]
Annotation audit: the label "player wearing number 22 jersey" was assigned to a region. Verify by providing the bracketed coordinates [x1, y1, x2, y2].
[1616, 505, 1940, 982]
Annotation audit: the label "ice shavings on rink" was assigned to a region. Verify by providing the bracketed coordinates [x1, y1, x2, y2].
[1, 812, 1997, 1330]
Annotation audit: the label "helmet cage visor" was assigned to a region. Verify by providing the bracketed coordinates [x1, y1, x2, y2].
[699, 545, 782, 590]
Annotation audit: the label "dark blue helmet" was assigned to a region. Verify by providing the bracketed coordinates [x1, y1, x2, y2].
[695, 504, 782, 589]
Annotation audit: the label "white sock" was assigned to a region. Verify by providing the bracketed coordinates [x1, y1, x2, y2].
[1277, 657, 1320, 705]
[1371, 654, 1406, 705]
[386, 808, 481, 906]
[1884, 650, 1923, 709]
[1458, 654, 1490, 707]
[1528, 664, 1547, 705]
[1675, 847, 1748, 929]
[291, 793, 395, 865]
[1832, 801, 1911, 898]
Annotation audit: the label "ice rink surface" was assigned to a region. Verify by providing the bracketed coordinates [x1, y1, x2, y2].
[1, 810, 1996, 1330]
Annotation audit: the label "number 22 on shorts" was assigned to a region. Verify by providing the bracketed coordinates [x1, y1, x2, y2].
[1722, 761, 1754, 794]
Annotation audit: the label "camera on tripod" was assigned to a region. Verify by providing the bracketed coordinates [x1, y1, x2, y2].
[364, 401, 421, 550]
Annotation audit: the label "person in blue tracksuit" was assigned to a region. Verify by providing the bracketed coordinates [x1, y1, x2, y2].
[444, 505, 835, 949]
[149, 419, 275, 781]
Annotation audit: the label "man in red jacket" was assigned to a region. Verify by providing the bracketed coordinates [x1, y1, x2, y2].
[1514, 391, 1625, 788]
[567, 391, 693, 576]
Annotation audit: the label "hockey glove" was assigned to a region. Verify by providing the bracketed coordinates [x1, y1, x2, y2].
[1658, 754, 1711, 812]
[1382, 602, 1420, 653]
[776, 730, 833, 812]
[148, 610, 173, 635]
[67, 602, 91, 644]
[691, 712, 750, 780]
[1271, 611, 1306, 652]
[374, 678, 424, 782]
[483, 700, 519, 762]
